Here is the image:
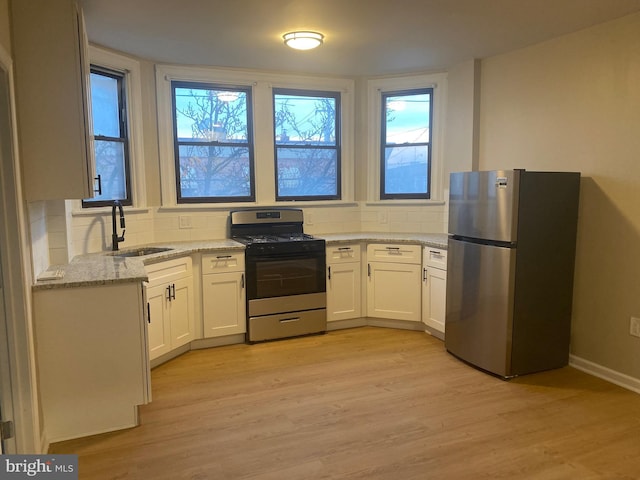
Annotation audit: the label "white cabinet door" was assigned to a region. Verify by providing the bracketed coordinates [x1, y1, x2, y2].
[422, 267, 447, 334]
[327, 262, 361, 322]
[422, 246, 447, 335]
[169, 277, 196, 348]
[11, 0, 96, 201]
[145, 257, 195, 360]
[146, 283, 172, 359]
[202, 271, 246, 337]
[367, 262, 422, 321]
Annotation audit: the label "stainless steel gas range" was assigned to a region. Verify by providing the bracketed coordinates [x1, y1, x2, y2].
[230, 208, 326, 343]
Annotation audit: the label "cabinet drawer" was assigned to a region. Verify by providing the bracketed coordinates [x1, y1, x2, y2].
[327, 244, 361, 263]
[146, 256, 193, 284]
[424, 247, 447, 270]
[202, 251, 245, 274]
[367, 243, 421, 264]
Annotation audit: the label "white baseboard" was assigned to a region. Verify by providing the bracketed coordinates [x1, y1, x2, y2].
[569, 355, 640, 395]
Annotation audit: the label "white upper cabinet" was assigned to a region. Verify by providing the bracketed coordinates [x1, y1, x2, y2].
[11, 0, 96, 201]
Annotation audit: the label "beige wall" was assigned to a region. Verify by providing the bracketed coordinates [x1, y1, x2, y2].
[444, 58, 480, 182]
[479, 13, 640, 378]
[0, 0, 10, 55]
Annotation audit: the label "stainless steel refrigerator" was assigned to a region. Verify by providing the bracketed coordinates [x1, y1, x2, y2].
[445, 169, 580, 378]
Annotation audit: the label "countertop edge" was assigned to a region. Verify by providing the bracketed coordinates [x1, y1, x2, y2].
[33, 234, 448, 290]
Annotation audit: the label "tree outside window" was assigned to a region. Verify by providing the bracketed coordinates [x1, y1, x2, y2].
[380, 88, 433, 199]
[172, 81, 255, 203]
[273, 89, 341, 201]
[83, 67, 131, 207]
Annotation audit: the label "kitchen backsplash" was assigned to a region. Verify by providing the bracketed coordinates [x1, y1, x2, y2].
[39, 200, 448, 266]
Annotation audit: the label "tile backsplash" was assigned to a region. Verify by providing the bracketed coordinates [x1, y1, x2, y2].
[39, 201, 448, 268]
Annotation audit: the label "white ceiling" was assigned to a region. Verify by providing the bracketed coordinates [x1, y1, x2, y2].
[81, 0, 640, 77]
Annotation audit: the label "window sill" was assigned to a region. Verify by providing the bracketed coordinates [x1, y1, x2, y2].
[157, 200, 359, 212]
[71, 206, 151, 217]
[364, 199, 446, 207]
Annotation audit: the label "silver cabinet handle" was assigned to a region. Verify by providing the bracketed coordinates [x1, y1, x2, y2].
[423, 268, 428, 281]
[280, 317, 300, 323]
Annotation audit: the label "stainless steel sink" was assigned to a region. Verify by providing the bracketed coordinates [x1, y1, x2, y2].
[111, 247, 173, 257]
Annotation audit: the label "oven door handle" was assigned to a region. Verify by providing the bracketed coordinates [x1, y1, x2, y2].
[279, 317, 300, 323]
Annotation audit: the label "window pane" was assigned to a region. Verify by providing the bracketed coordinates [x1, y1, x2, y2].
[276, 147, 337, 197]
[178, 144, 251, 198]
[90, 72, 120, 138]
[384, 145, 429, 195]
[385, 92, 430, 144]
[93, 140, 127, 200]
[274, 94, 336, 146]
[174, 87, 248, 143]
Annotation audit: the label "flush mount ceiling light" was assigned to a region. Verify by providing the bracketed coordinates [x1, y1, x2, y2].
[283, 31, 324, 50]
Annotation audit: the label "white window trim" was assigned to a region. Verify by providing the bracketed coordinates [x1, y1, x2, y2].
[367, 72, 448, 204]
[155, 64, 354, 207]
[71, 45, 147, 214]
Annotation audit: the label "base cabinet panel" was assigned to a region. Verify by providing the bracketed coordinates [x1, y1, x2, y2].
[202, 271, 246, 337]
[422, 247, 447, 335]
[146, 283, 172, 359]
[327, 262, 362, 322]
[367, 262, 422, 322]
[201, 252, 246, 338]
[145, 257, 194, 360]
[33, 283, 149, 442]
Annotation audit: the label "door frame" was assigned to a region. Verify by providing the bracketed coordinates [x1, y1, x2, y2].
[0, 44, 41, 453]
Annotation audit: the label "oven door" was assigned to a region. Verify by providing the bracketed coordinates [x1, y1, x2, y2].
[245, 250, 326, 301]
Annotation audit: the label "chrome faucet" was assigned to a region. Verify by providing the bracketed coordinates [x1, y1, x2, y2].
[111, 200, 126, 251]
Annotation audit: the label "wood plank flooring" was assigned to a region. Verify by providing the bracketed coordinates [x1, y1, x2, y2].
[50, 327, 640, 479]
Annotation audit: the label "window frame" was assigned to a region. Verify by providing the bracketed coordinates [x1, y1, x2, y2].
[156, 65, 354, 208]
[367, 72, 447, 204]
[171, 80, 256, 204]
[379, 87, 433, 200]
[82, 65, 133, 208]
[272, 87, 342, 201]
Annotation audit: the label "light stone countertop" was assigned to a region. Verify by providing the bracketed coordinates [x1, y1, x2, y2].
[319, 232, 448, 249]
[33, 233, 448, 291]
[33, 239, 245, 291]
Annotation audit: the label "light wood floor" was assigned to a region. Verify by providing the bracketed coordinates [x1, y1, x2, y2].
[51, 327, 640, 479]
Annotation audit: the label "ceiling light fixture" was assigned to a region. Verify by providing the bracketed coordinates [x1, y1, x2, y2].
[283, 31, 324, 50]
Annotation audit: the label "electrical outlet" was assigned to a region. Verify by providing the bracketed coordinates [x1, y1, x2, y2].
[379, 211, 388, 224]
[179, 216, 192, 229]
[630, 317, 640, 338]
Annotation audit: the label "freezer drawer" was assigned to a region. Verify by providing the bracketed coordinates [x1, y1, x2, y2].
[445, 238, 516, 377]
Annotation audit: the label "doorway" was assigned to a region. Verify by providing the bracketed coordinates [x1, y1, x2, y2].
[0, 45, 39, 453]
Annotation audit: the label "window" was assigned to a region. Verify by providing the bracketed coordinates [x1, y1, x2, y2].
[83, 66, 132, 207]
[380, 88, 433, 200]
[273, 88, 340, 200]
[172, 81, 255, 203]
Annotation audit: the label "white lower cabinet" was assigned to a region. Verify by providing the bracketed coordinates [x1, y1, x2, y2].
[366, 244, 422, 322]
[33, 282, 150, 442]
[326, 244, 362, 322]
[422, 247, 447, 335]
[146, 257, 195, 360]
[202, 252, 246, 337]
